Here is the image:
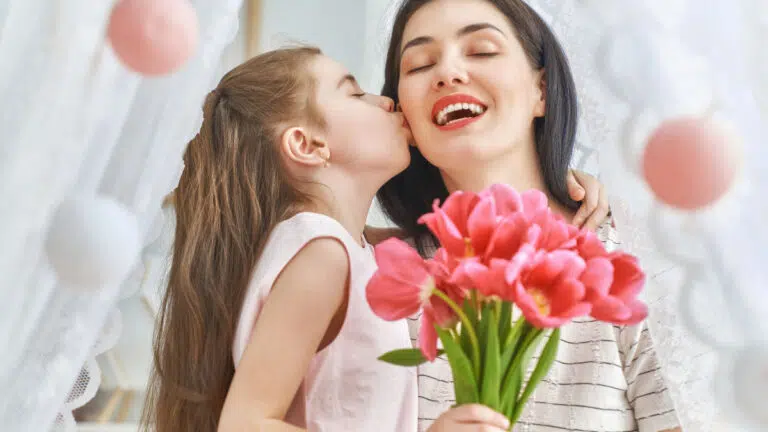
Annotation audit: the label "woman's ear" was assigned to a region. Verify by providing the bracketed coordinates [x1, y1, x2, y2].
[533, 69, 546, 118]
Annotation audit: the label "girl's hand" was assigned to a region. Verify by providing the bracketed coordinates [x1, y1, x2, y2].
[568, 169, 610, 230]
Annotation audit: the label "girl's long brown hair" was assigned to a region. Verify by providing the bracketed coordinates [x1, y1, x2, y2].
[141, 47, 324, 432]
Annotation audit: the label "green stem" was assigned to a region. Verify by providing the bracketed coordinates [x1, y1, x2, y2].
[432, 289, 481, 375]
[504, 317, 527, 348]
[500, 326, 543, 400]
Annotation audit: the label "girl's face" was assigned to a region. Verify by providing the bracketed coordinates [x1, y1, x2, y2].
[311, 55, 412, 178]
[397, 0, 545, 172]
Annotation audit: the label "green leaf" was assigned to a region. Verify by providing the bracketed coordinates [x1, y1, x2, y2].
[480, 307, 501, 409]
[510, 328, 561, 424]
[436, 326, 480, 404]
[499, 301, 513, 345]
[378, 348, 445, 367]
[497, 319, 529, 415]
[500, 319, 530, 375]
[501, 365, 522, 418]
[464, 296, 479, 326]
[459, 299, 477, 361]
[500, 328, 545, 415]
[504, 317, 529, 350]
[477, 304, 492, 360]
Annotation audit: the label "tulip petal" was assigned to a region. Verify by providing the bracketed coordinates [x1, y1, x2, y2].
[419, 208, 466, 257]
[485, 212, 533, 259]
[610, 253, 646, 300]
[550, 278, 586, 316]
[591, 296, 632, 323]
[520, 189, 548, 216]
[577, 230, 607, 260]
[373, 238, 431, 286]
[467, 197, 497, 256]
[581, 257, 614, 300]
[366, 272, 432, 320]
[442, 191, 480, 226]
[505, 243, 537, 285]
[485, 183, 523, 215]
[419, 311, 440, 361]
[622, 300, 649, 325]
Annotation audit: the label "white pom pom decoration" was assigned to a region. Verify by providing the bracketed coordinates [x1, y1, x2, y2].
[45, 195, 141, 289]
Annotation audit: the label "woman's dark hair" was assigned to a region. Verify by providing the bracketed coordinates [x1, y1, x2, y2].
[376, 0, 579, 255]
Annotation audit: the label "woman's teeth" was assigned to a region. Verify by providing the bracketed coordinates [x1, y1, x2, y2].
[435, 103, 486, 126]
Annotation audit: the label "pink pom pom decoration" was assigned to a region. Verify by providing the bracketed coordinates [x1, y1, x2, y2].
[642, 117, 741, 211]
[107, 0, 199, 76]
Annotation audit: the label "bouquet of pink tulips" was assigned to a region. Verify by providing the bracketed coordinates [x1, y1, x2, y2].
[366, 184, 648, 426]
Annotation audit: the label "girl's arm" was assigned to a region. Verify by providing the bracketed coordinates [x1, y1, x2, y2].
[218, 238, 350, 431]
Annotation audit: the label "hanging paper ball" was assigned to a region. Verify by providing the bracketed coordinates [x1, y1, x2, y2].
[45, 195, 141, 289]
[107, 0, 199, 76]
[641, 117, 741, 210]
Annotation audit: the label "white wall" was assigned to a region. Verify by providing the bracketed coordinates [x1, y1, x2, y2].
[258, 0, 368, 82]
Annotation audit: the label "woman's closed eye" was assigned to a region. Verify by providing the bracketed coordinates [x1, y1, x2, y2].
[467, 37, 502, 58]
[406, 64, 435, 74]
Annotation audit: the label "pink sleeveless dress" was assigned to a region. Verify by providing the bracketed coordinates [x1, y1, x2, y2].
[232, 212, 418, 431]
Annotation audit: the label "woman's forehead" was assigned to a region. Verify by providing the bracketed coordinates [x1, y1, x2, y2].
[401, 0, 510, 43]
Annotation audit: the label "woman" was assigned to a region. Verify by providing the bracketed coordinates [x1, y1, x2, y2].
[374, 0, 681, 431]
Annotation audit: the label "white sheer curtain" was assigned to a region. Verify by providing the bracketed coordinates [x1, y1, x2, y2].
[0, 0, 243, 430]
[530, 1, 768, 430]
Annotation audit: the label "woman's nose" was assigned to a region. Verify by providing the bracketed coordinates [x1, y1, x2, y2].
[432, 60, 469, 90]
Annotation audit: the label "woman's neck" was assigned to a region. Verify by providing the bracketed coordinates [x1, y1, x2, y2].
[440, 146, 576, 222]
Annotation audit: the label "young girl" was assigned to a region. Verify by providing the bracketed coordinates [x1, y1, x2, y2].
[141, 47, 512, 432]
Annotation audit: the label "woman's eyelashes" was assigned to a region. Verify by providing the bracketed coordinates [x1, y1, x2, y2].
[469, 52, 498, 57]
[406, 64, 434, 74]
[404, 52, 499, 74]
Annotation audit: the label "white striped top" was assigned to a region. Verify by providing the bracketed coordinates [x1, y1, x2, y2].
[410, 220, 680, 432]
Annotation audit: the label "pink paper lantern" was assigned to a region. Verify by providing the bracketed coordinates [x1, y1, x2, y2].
[642, 117, 741, 211]
[107, 0, 199, 76]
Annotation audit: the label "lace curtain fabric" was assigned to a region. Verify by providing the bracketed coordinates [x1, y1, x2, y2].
[0, 0, 243, 430]
[529, 1, 768, 430]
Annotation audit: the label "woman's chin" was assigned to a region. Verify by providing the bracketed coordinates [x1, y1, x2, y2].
[421, 139, 510, 168]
